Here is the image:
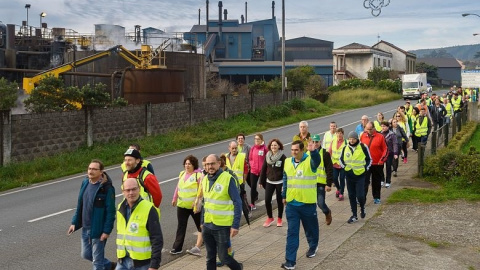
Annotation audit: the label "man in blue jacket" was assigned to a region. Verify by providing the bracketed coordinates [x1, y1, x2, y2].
[68, 159, 116, 270]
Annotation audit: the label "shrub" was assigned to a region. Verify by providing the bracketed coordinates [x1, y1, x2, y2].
[0, 78, 18, 110]
[286, 98, 306, 112]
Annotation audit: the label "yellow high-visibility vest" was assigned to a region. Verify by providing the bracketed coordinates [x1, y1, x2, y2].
[177, 171, 201, 209]
[116, 199, 159, 260]
[342, 144, 367, 176]
[284, 155, 317, 204]
[202, 171, 235, 226]
[415, 117, 428, 137]
[225, 153, 246, 185]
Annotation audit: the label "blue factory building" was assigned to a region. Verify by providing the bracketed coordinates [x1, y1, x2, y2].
[184, 1, 333, 86]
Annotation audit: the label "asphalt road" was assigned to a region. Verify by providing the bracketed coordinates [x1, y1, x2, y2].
[0, 98, 409, 269]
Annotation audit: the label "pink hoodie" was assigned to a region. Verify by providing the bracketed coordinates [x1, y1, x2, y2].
[249, 143, 268, 175]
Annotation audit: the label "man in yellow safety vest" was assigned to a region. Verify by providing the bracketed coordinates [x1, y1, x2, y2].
[116, 178, 163, 270]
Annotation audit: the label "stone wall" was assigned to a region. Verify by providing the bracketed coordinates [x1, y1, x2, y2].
[1, 93, 282, 164]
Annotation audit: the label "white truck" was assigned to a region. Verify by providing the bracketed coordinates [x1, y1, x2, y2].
[402, 73, 427, 100]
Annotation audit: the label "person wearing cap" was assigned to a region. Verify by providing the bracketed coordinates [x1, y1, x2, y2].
[121, 143, 155, 174]
[339, 131, 371, 224]
[355, 115, 369, 137]
[310, 134, 334, 226]
[123, 148, 163, 208]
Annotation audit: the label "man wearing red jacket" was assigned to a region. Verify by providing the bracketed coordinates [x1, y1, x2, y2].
[123, 149, 163, 208]
[360, 122, 387, 204]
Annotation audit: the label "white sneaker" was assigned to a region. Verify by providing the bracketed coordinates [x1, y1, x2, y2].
[381, 181, 385, 187]
[385, 183, 391, 188]
[186, 246, 201, 256]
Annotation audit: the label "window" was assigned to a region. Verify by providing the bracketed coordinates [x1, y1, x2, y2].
[378, 58, 380, 66]
[388, 60, 391, 68]
[383, 59, 386, 67]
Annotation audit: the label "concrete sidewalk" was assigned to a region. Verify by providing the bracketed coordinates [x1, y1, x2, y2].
[162, 152, 418, 270]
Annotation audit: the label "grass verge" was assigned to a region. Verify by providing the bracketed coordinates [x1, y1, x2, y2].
[0, 91, 401, 191]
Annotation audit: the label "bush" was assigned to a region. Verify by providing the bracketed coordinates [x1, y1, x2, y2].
[377, 79, 401, 93]
[305, 75, 329, 102]
[286, 98, 306, 112]
[0, 78, 18, 110]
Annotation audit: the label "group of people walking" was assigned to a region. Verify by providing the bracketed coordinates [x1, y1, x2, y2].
[67, 87, 477, 270]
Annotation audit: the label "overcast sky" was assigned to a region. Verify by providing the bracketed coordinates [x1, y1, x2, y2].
[2, 0, 480, 51]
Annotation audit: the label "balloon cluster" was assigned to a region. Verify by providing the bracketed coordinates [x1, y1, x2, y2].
[363, 0, 390, 17]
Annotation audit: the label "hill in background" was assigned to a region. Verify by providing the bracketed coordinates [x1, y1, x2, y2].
[410, 44, 480, 60]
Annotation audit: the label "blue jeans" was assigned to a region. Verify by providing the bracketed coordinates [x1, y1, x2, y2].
[202, 225, 242, 270]
[333, 168, 345, 195]
[115, 256, 148, 270]
[285, 203, 319, 265]
[81, 228, 112, 270]
[346, 172, 366, 217]
[316, 186, 330, 215]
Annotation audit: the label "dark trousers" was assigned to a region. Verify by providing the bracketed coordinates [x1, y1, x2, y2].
[172, 206, 201, 251]
[393, 143, 402, 172]
[316, 185, 330, 215]
[203, 226, 242, 270]
[346, 171, 365, 217]
[401, 141, 408, 159]
[333, 167, 345, 195]
[265, 182, 283, 219]
[285, 203, 318, 265]
[384, 153, 394, 184]
[412, 135, 419, 151]
[365, 165, 384, 200]
[248, 173, 259, 204]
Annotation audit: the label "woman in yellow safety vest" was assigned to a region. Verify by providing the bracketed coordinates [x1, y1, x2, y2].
[329, 128, 347, 201]
[373, 112, 384, 132]
[170, 155, 204, 256]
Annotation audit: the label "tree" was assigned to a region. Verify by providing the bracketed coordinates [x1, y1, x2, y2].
[305, 75, 328, 102]
[367, 66, 390, 84]
[416, 62, 438, 80]
[286, 65, 315, 92]
[0, 78, 18, 110]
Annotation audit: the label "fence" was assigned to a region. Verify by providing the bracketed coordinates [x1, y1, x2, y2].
[417, 102, 479, 177]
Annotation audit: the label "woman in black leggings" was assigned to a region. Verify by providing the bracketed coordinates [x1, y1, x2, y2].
[258, 138, 287, 227]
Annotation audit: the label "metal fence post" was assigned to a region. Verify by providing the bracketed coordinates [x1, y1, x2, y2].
[431, 130, 437, 155]
[418, 144, 425, 178]
[444, 122, 449, 146]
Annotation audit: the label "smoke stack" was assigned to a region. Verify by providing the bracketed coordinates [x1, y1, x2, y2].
[245, 2, 248, 23]
[198, 8, 201, 25]
[241, 15, 244, 24]
[272, 1, 275, 19]
[224, 9, 228, 20]
[206, 0, 209, 34]
[218, 1, 223, 40]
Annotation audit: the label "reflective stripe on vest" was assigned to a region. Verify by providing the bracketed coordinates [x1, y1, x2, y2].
[225, 153, 246, 185]
[453, 98, 461, 111]
[415, 117, 428, 137]
[177, 171, 201, 209]
[331, 139, 346, 166]
[406, 106, 413, 116]
[284, 155, 317, 204]
[202, 171, 235, 226]
[116, 200, 158, 260]
[313, 149, 327, 185]
[342, 144, 367, 176]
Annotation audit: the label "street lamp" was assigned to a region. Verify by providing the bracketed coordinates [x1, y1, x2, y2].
[462, 13, 480, 18]
[25, 4, 31, 35]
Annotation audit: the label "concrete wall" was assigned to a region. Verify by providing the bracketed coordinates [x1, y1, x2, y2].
[1, 93, 282, 165]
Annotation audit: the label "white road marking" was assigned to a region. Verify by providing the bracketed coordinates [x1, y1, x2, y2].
[28, 208, 75, 223]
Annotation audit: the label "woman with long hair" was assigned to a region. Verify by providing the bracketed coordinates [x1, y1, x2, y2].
[258, 138, 287, 227]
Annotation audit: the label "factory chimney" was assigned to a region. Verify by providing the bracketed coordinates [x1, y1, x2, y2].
[206, 0, 209, 35]
[272, 1, 275, 19]
[218, 1, 223, 40]
[241, 15, 244, 24]
[198, 9, 201, 25]
[245, 2, 248, 23]
[224, 9, 228, 20]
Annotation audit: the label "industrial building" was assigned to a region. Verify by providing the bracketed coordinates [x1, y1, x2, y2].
[184, 1, 334, 86]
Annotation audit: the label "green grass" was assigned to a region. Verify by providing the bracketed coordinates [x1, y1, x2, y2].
[0, 91, 400, 191]
[389, 125, 480, 204]
[327, 88, 401, 109]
